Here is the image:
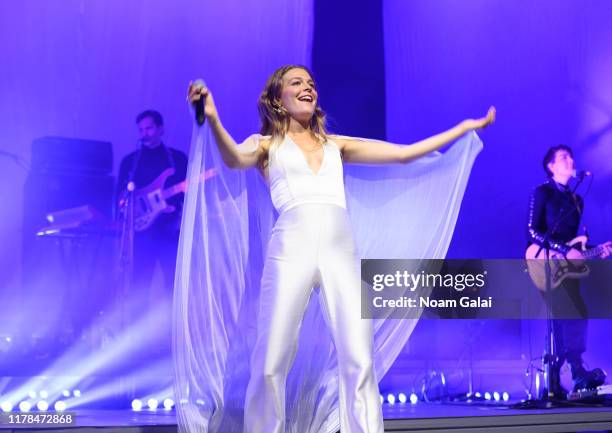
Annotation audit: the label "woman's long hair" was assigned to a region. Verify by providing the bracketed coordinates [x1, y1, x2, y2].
[258, 65, 328, 143]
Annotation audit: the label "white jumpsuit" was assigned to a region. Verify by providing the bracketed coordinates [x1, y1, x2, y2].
[244, 135, 384, 433]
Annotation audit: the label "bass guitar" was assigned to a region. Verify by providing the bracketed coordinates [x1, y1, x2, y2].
[131, 167, 216, 232]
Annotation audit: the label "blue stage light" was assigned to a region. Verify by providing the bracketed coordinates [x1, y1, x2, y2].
[147, 398, 159, 410]
[386, 394, 396, 405]
[62, 390, 71, 398]
[131, 399, 143, 411]
[19, 401, 31, 412]
[163, 399, 174, 410]
[39, 390, 48, 399]
[493, 392, 500, 402]
[410, 393, 418, 404]
[484, 392, 491, 401]
[73, 390, 81, 397]
[502, 392, 510, 402]
[37, 401, 49, 411]
[27, 391, 36, 399]
[54, 401, 67, 412]
[398, 393, 407, 403]
[475, 392, 482, 398]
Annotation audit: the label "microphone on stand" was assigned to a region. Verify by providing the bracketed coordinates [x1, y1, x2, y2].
[572, 169, 592, 180]
[571, 169, 593, 196]
[192, 79, 207, 126]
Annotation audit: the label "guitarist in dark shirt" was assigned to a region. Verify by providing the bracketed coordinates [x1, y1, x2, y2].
[116, 110, 188, 299]
[527, 144, 610, 397]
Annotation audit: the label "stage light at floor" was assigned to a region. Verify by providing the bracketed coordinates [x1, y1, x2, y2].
[54, 401, 67, 412]
[386, 394, 396, 405]
[73, 390, 81, 397]
[131, 399, 143, 411]
[62, 390, 71, 398]
[410, 393, 418, 405]
[398, 393, 407, 404]
[502, 392, 510, 402]
[19, 401, 31, 412]
[37, 401, 49, 411]
[475, 392, 482, 398]
[163, 398, 174, 410]
[195, 399, 205, 406]
[39, 390, 49, 399]
[1, 401, 13, 412]
[493, 391, 500, 402]
[147, 398, 159, 410]
[484, 392, 491, 401]
[28, 391, 37, 399]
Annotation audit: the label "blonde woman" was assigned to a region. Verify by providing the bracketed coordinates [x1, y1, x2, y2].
[184, 65, 495, 433]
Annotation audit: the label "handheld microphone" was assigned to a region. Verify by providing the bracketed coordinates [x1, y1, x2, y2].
[193, 79, 207, 126]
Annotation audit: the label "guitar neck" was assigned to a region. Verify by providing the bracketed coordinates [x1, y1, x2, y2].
[161, 168, 217, 200]
[162, 181, 187, 199]
[583, 246, 604, 259]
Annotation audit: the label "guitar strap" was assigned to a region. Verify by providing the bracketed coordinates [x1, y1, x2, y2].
[163, 144, 176, 172]
[127, 147, 142, 188]
[549, 180, 584, 236]
[570, 192, 583, 216]
[127, 143, 175, 188]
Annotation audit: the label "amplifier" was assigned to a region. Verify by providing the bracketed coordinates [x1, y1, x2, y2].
[31, 136, 113, 174]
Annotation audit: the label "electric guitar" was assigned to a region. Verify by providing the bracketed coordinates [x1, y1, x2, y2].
[131, 167, 217, 232]
[525, 235, 609, 291]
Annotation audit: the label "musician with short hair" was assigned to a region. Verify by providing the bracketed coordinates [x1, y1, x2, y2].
[527, 144, 611, 397]
[116, 109, 188, 298]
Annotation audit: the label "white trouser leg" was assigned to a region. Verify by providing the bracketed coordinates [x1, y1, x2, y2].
[244, 208, 317, 433]
[318, 209, 384, 433]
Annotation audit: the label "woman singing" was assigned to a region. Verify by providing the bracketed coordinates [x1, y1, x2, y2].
[179, 65, 495, 433]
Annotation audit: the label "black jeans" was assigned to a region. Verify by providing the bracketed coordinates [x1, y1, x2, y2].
[543, 278, 587, 365]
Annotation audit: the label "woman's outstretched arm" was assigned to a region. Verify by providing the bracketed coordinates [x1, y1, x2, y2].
[188, 82, 265, 169]
[336, 107, 496, 164]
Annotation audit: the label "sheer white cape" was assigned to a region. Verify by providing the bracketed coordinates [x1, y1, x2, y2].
[173, 124, 483, 433]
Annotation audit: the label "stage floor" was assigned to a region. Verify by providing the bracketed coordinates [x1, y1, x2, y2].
[2, 402, 612, 432]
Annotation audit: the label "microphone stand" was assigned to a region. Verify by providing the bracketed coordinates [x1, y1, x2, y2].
[537, 235, 557, 405]
[117, 142, 142, 331]
[541, 175, 586, 403]
[118, 183, 135, 301]
[515, 176, 586, 409]
[115, 181, 136, 399]
[114, 140, 143, 399]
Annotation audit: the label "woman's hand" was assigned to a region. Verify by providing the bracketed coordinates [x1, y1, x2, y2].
[187, 81, 219, 123]
[462, 106, 496, 131]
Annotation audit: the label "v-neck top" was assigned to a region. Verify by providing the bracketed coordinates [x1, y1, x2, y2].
[268, 135, 346, 214]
